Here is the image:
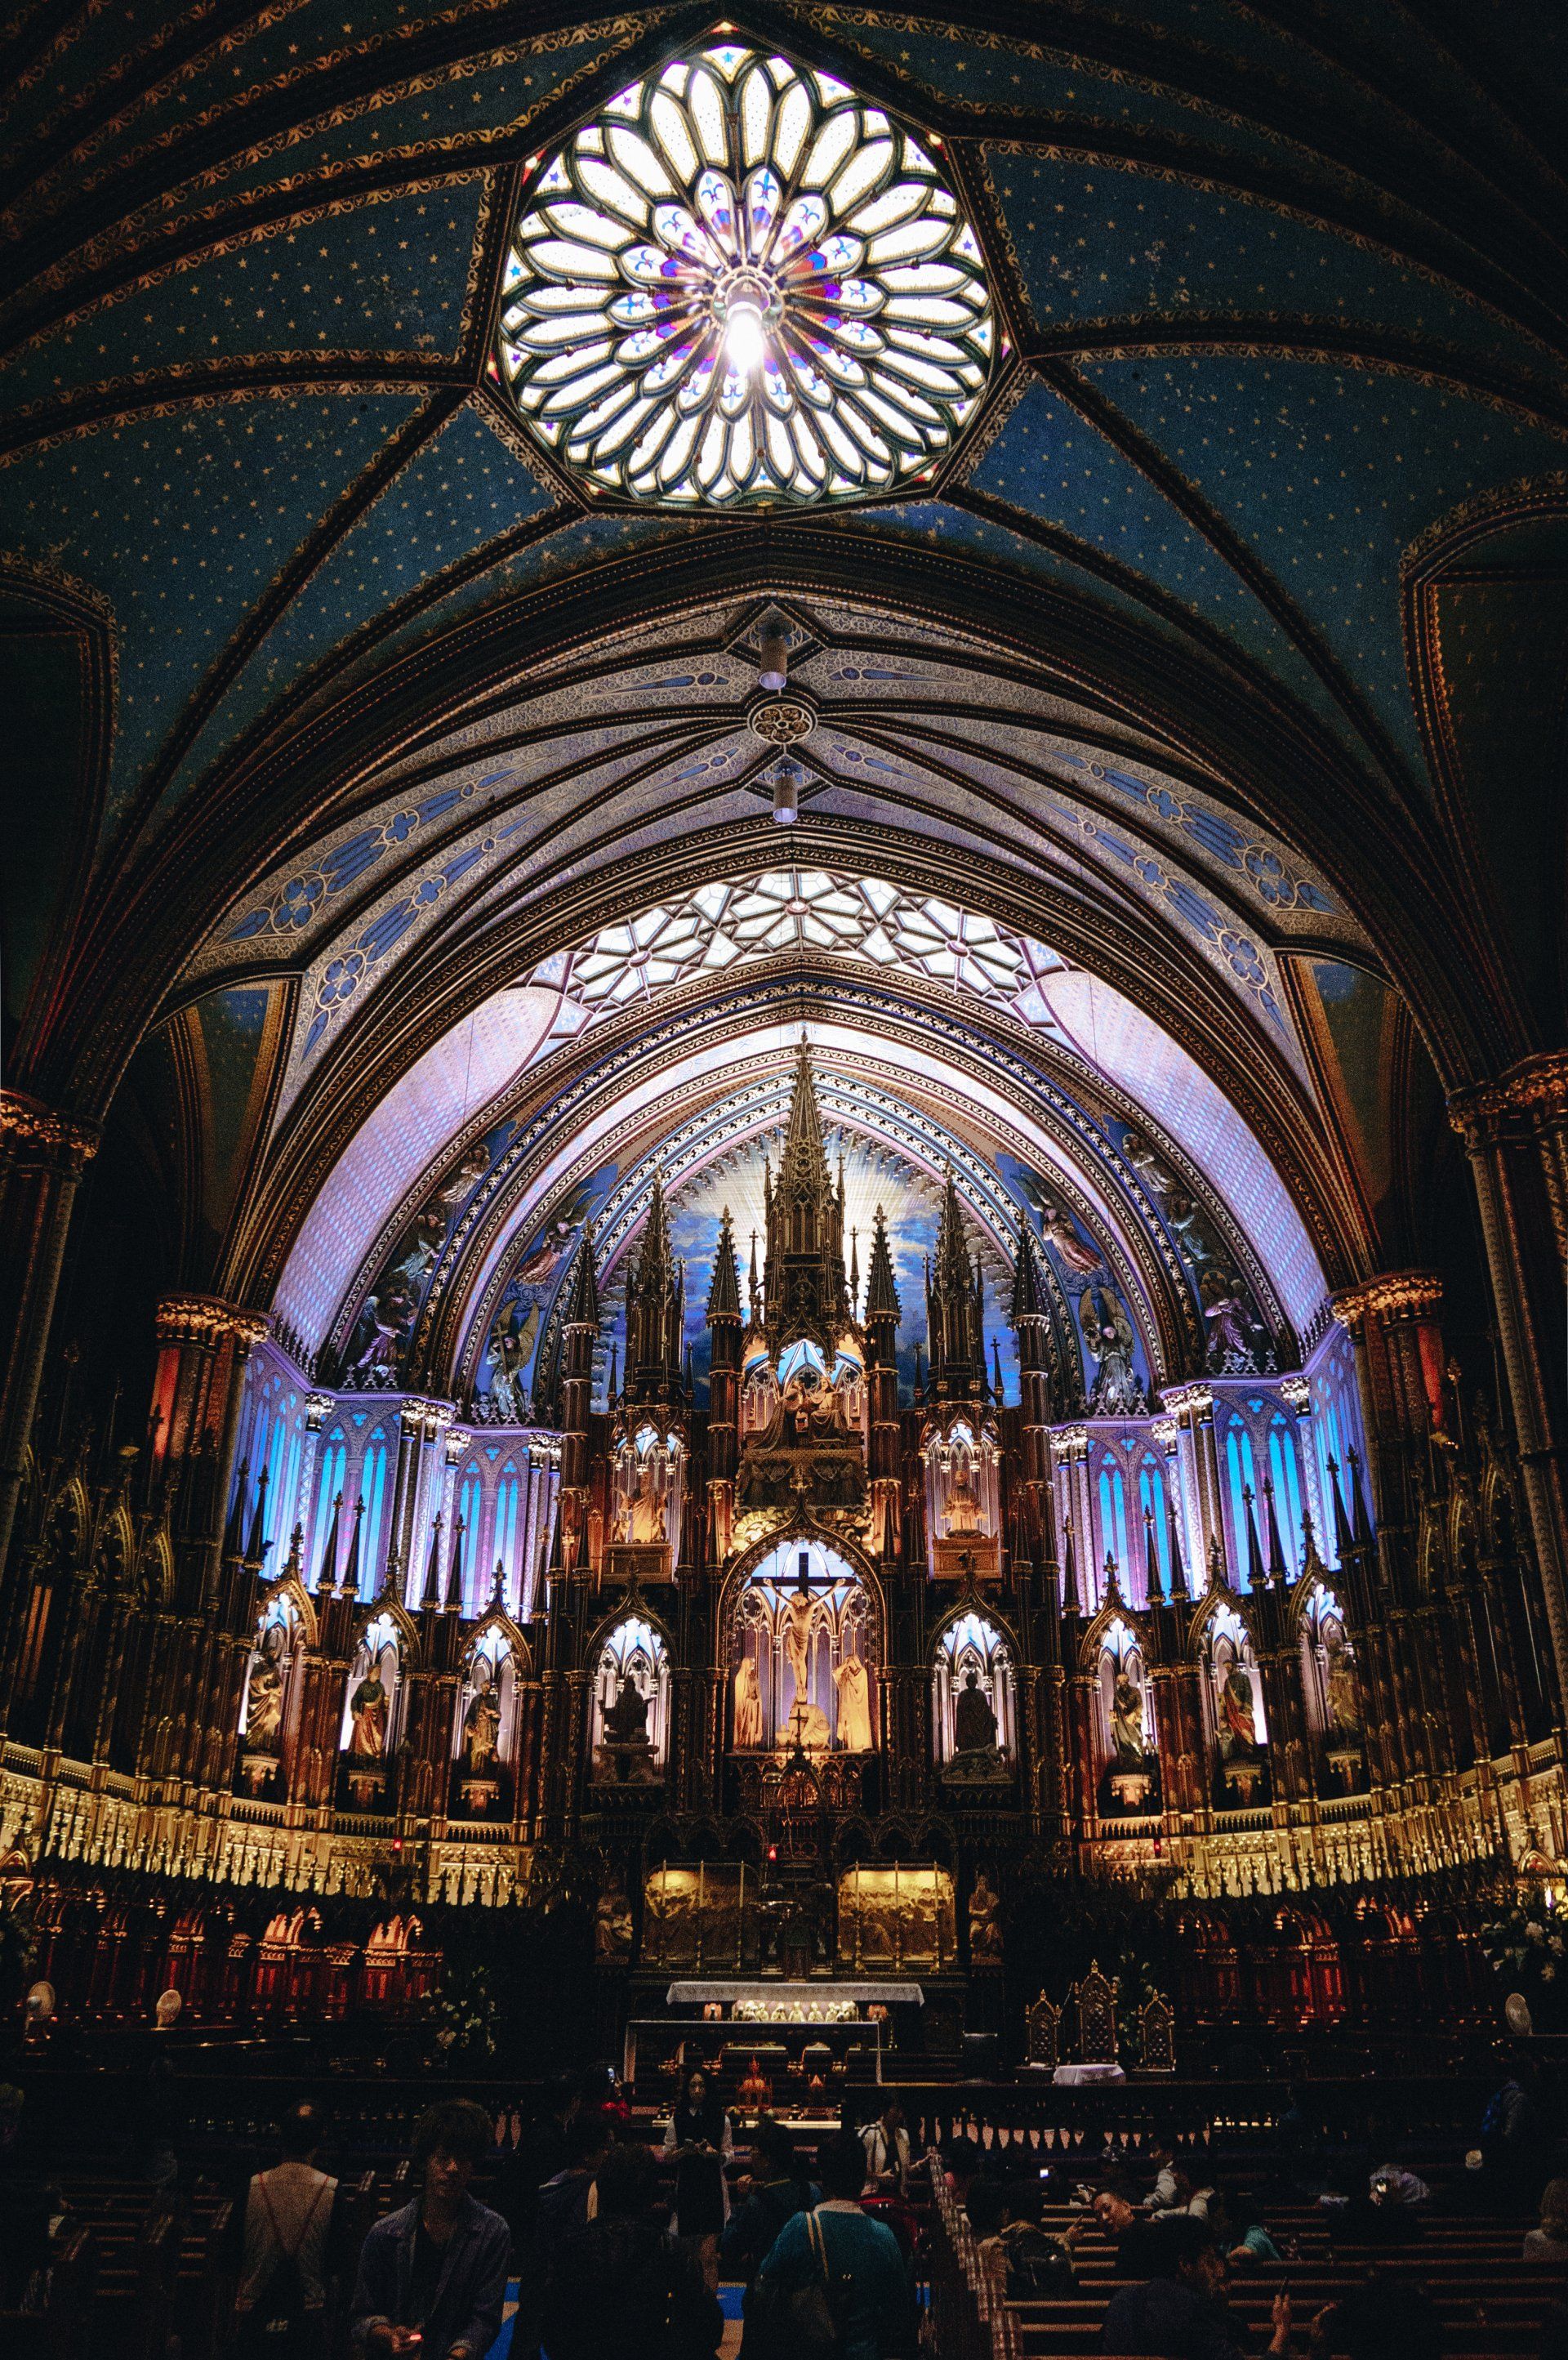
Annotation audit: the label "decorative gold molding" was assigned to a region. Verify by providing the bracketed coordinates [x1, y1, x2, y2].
[154, 1293, 270, 1346]
[0, 1091, 100, 1172]
[1449, 1051, 1568, 1142]
[1160, 1381, 1213, 1419]
[1330, 1271, 1442, 1328]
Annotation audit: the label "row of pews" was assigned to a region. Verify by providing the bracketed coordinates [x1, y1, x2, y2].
[930, 2157, 1566, 2358]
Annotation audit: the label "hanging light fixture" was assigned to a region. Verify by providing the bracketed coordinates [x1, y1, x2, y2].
[758, 620, 789, 694]
[772, 757, 802, 826]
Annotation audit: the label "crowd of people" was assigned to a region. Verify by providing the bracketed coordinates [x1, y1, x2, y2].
[229, 2072, 922, 2360]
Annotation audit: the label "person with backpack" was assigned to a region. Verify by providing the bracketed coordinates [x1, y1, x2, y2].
[722, 2117, 818, 2353]
[965, 2177, 1080, 2299]
[352, 2099, 510, 2360]
[750, 2128, 915, 2360]
[235, 2100, 339, 2360]
[538, 2138, 722, 2360]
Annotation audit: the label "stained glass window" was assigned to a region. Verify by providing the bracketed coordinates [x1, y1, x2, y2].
[493, 44, 994, 507]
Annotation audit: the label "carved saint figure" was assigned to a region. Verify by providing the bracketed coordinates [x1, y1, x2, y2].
[833, 1652, 873, 1752]
[1111, 1670, 1146, 1766]
[244, 1622, 286, 1751]
[733, 1654, 764, 1751]
[1081, 1286, 1142, 1414]
[945, 1456, 983, 1537]
[349, 1666, 390, 1759]
[595, 1879, 633, 1963]
[782, 1590, 815, 1713]
[604, 1674, 649, 1748]
[953, 1668, 998, 1756]
[969, 1867, 1004, 1963]
[626, 1476, 666, 1544]
[461, 1655, 501, 1774]
[1325, 1641, 1361, 1735]
[1201, 1269, 1254, 1367]
[1218, 1662, 1258, 1758]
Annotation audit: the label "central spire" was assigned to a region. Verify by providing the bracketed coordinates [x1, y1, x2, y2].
[762, 1039, 850, 1360]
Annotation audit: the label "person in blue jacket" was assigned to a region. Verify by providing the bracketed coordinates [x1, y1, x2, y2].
[752, 2129, 914, 2360]
[353, 2100, 510, 2360]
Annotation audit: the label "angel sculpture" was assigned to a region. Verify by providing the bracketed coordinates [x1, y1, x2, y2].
[488, 1296, 540, 1418]
[1080, 1286, 1143, 1413]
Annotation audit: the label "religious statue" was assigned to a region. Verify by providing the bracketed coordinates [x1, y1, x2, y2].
[461, 1656, 501, 1777]
[968, 1867, 1004, 1965]
[944, 1454, 984, 1537]
[953, 1668, 997, 1756]
[488, 1295, 540, 1420]
[604, 1674, 649, 1747]
[595, 1878, 634, 1964]
[832, 1651, 873, 1752]
[1111, 1669, 1146, 1766]
[1325, 1641, 1361, 1736]
[1081, 1285, 1143, 1414]
[733, 1654, 764, 1751]
[782, 1588, 814, 1713]
[1218, 1662, 1258, 1759]
[349, 1666, 390, 1759]
[626, 1477, 667, 1545]
[243, 1622, 286, 1752]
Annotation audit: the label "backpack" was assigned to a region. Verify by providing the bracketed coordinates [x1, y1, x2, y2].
[236, 2174, 327, 2356]
[773, 2210, 852, 2358]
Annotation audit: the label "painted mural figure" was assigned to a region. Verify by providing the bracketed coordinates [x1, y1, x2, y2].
[832, 1652, 873, 1752]
[1081, 1286, 1142, 1413]
[954, 1669, 998, 1756]
[1111, 1670, 1146, 1766]
[243, 1622, 286, 1751]
[488, 1297, 539, 1420]
[733, 1654, 763, 1751]
[461, 1657, 501, 1776]
[347, 1294, 402, 1381]
[349, 1668, 390, 1759]
[1201, 1269, 1257, 1372]
[1037, 1199, 1101, 1274]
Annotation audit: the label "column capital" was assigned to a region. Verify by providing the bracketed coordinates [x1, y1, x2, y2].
[1160, 1381, 1214, 1420]
[1449, 1050, 1568, 1143]
[154, 1292, 269, 1347]
[1279, 1375, 1312, 1416]
[1329, 1271, 1442, 1330]
[0, 1089, 100, 1174]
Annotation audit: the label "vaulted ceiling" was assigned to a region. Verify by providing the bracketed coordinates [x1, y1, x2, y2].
[6, 2, 1565, 1380]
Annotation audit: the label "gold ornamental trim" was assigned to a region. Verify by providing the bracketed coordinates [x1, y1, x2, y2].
[154, 1294, 270, 1346]
[1330, 1271, 1442, 1328]
[1449, 1050, 1568, 1141]
[0, 1090, 100, 1170]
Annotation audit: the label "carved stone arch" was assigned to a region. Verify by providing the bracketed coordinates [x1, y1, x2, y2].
[346, 1590, 418, 1668]
[1187, 1587, 1258, 1660]
[1480, 1460, 1521, 1557]
[1078, 1593, 1152, 1675]
[258, 1572, 319, 1653]
[718, 1517, 885, 1649]
[44, 1474, 89, 1567]
[583, 1593, 675, 1673]
[136, 1525, 176, 1610]
[461, 1605, 531, 1682]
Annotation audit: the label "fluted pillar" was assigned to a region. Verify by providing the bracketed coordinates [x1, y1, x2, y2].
[1450, 1056, 1568, 1710]
[0, 1091, 99, 1591]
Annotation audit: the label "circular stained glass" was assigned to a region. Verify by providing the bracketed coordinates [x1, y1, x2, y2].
[492, 42, 995, 508]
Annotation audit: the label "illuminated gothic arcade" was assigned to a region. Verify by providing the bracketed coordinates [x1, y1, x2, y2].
[2, 4, 1567, 2060]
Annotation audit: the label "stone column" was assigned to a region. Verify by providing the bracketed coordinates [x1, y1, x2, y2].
[0, 1091, 100, 1590]
[1450, 1058, 1568, 1711]
[1160, 1383, 1225, 1586]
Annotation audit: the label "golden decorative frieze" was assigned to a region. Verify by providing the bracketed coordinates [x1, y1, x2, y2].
[1160, 1382, 1214, 1419]
[0, 1091, 100, 1171]
[1330, 1272, 1442, 1329]
[1449, 1051, 1568, 1142]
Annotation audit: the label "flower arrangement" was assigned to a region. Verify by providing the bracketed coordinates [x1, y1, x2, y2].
[428, 1960, 499, 2062]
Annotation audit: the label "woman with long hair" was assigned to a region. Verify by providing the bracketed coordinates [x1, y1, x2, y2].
[662, 2064, 733, 2286]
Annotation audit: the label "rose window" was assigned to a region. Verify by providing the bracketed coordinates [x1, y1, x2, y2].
[492, 42, 995, 508]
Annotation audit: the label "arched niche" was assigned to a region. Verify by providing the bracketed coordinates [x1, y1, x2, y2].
[609, 1418, 685, 1568]
[1203, 1599, 1270, 1808]
[932, 1608, 1014, 1787]
[1298, 1578, 1365, 1794]
[237, 1587, 308, 1799]
[727, 1535, 876, 1759]
[451, 1622, 523, 1818]
[924, 1415, 1000, 1555]
[340, 1608, 405, 1806]
[1092, 1612, 1160, 1815]
[590, 1613, 670, 1784]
